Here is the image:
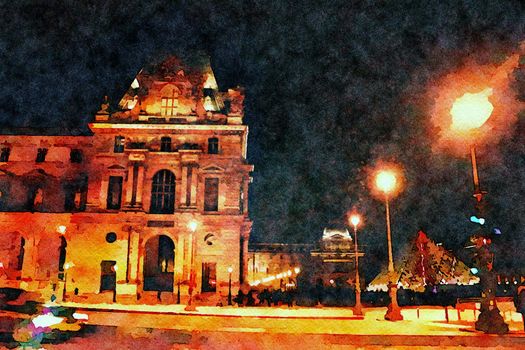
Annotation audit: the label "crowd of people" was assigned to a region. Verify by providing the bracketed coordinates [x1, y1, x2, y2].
[233, 287, 296, 307]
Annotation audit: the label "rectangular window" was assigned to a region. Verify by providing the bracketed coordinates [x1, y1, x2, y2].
[106, 176, 123, 209]
[36, 148, 47, 163]
[0, 148, 10, 162]
[64, 181, 87, 212]
[160, 137, 172, 152]
[100, 260, 117, 292]
[161, 97, 178, 116]
[201, 262, 217, 292]
[204, 178, 219, 212]
[208, 137, 219, 154]
[70, 149, 83, 163]
[114, 136, 125, 153]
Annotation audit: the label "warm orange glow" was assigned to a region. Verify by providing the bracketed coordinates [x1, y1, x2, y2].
[350, 214, 361, 228]
[426, 53, 522, 155]
[450, 88, 493, 131]
[227, 266, 233, 273]
[375, 171, 397, 194]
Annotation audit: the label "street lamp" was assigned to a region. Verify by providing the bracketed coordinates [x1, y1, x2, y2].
[375, 169, 403, 321]
[450, 88, 493, 202]
[185, 220, 198, 311]
[450, 89, 508, 334]
[62, 262, 73, 302]
[227, 266, 233, 306]
[349, 213, 363, 316]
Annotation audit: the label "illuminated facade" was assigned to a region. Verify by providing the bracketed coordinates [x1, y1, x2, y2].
[0, 54, 253, 304]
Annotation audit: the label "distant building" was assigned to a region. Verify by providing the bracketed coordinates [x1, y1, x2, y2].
[0, 54, 253, 304]
[248, 228, 363, 289]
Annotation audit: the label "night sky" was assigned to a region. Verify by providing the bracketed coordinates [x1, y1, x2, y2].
[2, 1, 525, 279]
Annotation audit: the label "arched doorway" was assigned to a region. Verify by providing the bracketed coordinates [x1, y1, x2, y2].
[143, 235, 175, 291]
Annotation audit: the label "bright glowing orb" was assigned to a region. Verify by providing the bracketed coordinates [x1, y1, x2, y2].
[375, 171, 397, 194]
[188, 221, 198, 232]
[450, 88, 494, 131]
[350, 214, 361, 228]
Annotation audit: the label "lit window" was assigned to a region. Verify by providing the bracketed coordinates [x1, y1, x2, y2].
[161, 97, 178, 116]
[0, 148, 10, 162]
[160, 137, 172, 152]
[208, 138, 219, 154]
[114, 136, 125, 153]
[36, 148, 47, 163]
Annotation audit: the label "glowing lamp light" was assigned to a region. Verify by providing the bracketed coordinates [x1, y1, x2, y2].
[470, 267, 479, 275]
[450, 88, 494, 132]
[294, 267, 301, 274]
[64, 262, 74, 270]
[188, 221, 198, 232]
[350, 214, 361, 228]
[227, 266, 233, 273]
[470, 215, 485, 225]
[57, 225, 67, 235]
[32, 313, 64, 328]
[375, 171, 397, 194]
[72, 312, 89, 321]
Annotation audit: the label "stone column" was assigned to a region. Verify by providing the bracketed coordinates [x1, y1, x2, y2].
[135, 165, 145, 206]
[190, 166, 198, 208]
[240, 234, 249, 284]
[180, 166, 188, 207]
[127, 230, 139, 282]
[125, 164, 134, 205]
[136, 237, 144, 297]
[242, 178, 249, 214]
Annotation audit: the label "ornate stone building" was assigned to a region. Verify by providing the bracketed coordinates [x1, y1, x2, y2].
[0, 54, 253, 304]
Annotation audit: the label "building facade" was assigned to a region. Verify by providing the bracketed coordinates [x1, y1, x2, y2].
[0, 54, 253, 304]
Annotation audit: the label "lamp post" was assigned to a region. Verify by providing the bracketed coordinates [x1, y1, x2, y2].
[375, 169, 403, 321]
[227, 266, 233, 305]
[62, 262, 73, 302]
[450, 89, 508, 334]
[185, 220, 198, 311]
[350, 213, 363, 316]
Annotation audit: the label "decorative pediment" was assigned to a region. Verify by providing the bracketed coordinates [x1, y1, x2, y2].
[202, 165, 224, 173]
[108, 164, 127, 171]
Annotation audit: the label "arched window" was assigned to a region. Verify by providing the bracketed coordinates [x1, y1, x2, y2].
[150, 170, 175, 214]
